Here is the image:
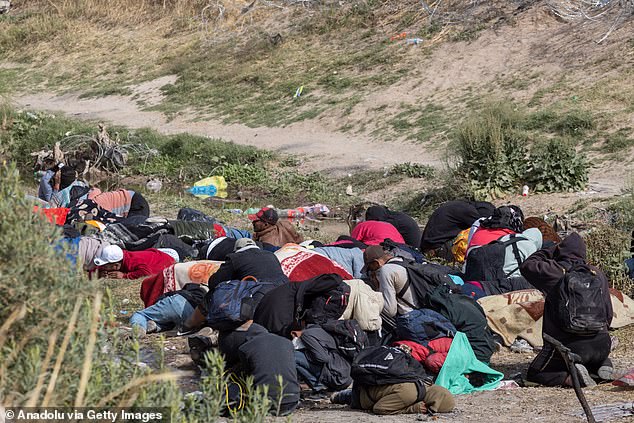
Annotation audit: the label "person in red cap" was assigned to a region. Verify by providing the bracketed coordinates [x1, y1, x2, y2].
[249, 207, 304, 247]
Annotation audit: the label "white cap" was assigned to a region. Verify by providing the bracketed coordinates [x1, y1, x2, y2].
[93, 245, 124, 266]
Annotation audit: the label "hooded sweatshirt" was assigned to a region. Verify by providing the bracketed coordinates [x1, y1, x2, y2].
[365, 206, 422, 248]
[519, 233, 613, 340]
[421, 201, 495, 251]
[351, 221, 405, 246]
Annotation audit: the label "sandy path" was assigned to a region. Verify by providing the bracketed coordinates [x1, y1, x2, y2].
[15, 92, 443, 175]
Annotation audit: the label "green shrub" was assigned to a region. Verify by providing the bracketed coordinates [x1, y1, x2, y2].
[0, 163, 272, 418]
[608, 183, 634, 231]
[388, 163, 435, 179]
[454, 102, 528, 198]
[453, 102, 590, 198]
[525, 109, 595, 137]
[526, 138, 588, 192]
[585, 225, 633, 296]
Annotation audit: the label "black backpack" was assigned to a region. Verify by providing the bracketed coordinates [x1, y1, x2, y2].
[464, 235, 526, 281]
[394, 260, 459, 308]
[552, 265, 609, 335]
[381, 238, 426, 263]
[351, 346, 427, 386]
[321, 319, 369, 361]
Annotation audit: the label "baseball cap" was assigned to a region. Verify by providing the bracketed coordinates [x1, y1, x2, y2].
[361, 245, 389, 273]
[94, 245, 124, 266]
[234, 238, 257, 251]
[248, 207, 279, 225]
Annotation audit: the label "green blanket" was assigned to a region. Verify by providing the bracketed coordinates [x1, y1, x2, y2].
[435, 332, 503, 395]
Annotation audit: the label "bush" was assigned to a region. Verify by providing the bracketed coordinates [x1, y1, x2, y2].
[0, 164, 271, 418]
[453, 102, 528, 198]
[608, 183, 634, 231]
[388, 162, 435, 179]
[453, 102, 589, 198]
[585, 225, 633, 296]
[526, 138, 588, 192]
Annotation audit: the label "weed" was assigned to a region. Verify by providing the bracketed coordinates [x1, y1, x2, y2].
[585, 225, 633, 296]
[526, 138, 588, 193]
[608, 182, 634, 231]
[603, 128, 634, 154]
[388, 162, 435, 178]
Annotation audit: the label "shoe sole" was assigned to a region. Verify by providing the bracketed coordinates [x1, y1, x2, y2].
[575, 364, 597, 387]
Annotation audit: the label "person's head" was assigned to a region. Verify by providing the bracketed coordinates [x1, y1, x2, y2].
[59, 166, 77, 190]
[249, 207, 279, 231]
[554, 232, 587, 266]
[523, 216, 562, 244]
[93, 245, 124, 270]
[205, 237, 236, 260]
[362, 245, 393, 273]
[365, 205, 389, 222]
[234, 238, 258, 252]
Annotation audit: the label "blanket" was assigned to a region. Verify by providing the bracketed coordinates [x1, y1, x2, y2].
[274, 244, 352, 282]
[478, 288, 634, 347]
[140, 260, 222, 307]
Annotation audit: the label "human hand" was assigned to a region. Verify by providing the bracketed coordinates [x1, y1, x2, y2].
[106, 271, 125, 279]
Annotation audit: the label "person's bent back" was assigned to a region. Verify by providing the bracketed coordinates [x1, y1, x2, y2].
[519, 232, 613, 387]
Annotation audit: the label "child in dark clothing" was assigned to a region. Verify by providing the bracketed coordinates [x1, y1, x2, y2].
[519, 233, 614, 387]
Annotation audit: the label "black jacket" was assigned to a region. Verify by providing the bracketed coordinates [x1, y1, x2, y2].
[219, 323, 300, 406]
[209, 247, 289, 289]
[520, 233, 613, 341]
[300, 325, 352, 390]
[366, 206, 422, 248]
[420, 200, 494, 250]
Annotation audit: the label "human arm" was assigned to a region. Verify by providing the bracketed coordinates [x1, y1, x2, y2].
[378, 268, 398, 317]
[208, 260, 235, 289]
[38, 170, 56, 201]
[519, 245, 562, 294]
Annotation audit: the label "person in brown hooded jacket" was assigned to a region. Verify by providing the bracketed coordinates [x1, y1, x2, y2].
[519, 232, 614, 387]
[249, 207, 303, 247]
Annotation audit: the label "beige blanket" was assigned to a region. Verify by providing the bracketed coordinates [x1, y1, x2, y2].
[478, 288, 634, 348]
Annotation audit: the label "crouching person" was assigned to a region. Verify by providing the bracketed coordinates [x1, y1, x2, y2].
[332, 345, 455, 415]
[130, 283, 208, 335]
[218, 321, 300, 416]
[520, 233, 614, 387]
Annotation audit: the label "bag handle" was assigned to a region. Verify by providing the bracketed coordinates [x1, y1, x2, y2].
[241, 275, 257, 282]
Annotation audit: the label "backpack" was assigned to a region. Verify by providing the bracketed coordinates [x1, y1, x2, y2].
[206, 278, 284, 331]
[294, 274, 351, 327]
[351, 346, 427, 386]
[464, 235, 526, 281]
[424, 283, 496, 364]
[321, 319, 369, 361]
[394, 260, 459, 308]
[381, 238, 426, 264]
[395, 309, 456, 347]
[553, 265, 608, 335]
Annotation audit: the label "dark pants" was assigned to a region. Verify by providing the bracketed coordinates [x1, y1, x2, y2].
[526, 332, 612, 386]
[129, 192, 150, 218]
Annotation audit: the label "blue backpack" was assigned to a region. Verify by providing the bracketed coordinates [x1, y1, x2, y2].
[395, 308, 456, 347]
[206, 278, 284, 331]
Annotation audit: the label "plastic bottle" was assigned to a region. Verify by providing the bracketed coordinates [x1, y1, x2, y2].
[522, 185, 529, 196]
[406, 38, 424, 45]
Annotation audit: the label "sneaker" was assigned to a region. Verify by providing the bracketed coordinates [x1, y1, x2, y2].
[188, 335, 214, 367]
[330, 389, 352, 405]
[575, 363, 597, 387]
[146, 320, 158, 334]
[510, 339, 533, 354]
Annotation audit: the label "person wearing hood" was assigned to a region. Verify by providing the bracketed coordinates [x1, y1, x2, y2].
[520, 233, 614, 387]
[207, 238, 289, 289]
[250, 207, 304, 247]
[420, 200, 495, 260]
[365, 205, 422, 248]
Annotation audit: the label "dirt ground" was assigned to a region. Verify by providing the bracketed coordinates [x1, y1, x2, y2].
[108, 274, 634, 423]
